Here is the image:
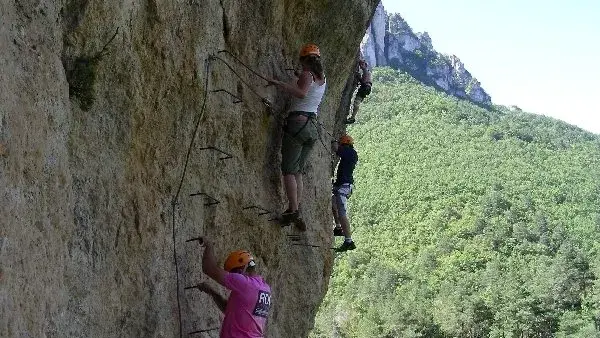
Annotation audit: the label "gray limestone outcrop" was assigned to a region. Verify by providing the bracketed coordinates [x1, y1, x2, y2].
[0, 1, 378, 337]
[361, 2, 492, 105]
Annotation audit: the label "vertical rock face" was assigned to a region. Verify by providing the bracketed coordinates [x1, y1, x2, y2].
[0, 1, 378, 337]
[361, 2, 384, 67]
[364, 2, 387, 67]
[361, 4, 492, 105]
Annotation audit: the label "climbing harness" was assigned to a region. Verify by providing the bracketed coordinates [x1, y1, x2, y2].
[284, 111, 315, 138]
[332, 183, 353, 198]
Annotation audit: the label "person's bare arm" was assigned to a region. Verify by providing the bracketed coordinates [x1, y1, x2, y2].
[201, 239, 227, 286]
[195, 282, 227, 313]
[267, 71, 312, 98]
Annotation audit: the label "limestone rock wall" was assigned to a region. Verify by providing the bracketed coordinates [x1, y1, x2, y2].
[0, 0, 378, 337]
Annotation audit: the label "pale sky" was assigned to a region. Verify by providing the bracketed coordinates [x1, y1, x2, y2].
[381, 0, 600, 134]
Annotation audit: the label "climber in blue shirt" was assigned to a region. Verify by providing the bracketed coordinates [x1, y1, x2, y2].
[331, 134, 358, 252]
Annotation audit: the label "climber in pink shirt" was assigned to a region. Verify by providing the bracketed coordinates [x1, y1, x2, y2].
[198, 238, 272, 338]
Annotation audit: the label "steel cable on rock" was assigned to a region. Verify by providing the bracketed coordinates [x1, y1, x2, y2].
[217, 50, 272, 83]
[169, 54, 279, 337]
[312, 120, 333, 155]
[171, 57, 212, 338]
[212, 53, 328, 158]
[167, 53, 305, 337]
[210, 55, 272, 108]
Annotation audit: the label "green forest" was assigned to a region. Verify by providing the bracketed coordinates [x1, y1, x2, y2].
[311, 68, 600, 338]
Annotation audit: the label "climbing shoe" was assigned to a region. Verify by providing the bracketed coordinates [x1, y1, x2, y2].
[294, 217, 307, 232]
[281, 209, 298, 223]
[333, 227, 344, 236]
[335, 240, 356, 252]
[344, 117, 356, 124]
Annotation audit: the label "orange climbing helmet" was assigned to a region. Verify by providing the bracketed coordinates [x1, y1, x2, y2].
[299, 43, 320, 57]
[224, 250, 255, 272]
[339, 134, 353, 145]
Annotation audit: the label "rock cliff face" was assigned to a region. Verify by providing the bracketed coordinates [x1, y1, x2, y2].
[0, 1, 378, 337]
[361, 2, 492, 105]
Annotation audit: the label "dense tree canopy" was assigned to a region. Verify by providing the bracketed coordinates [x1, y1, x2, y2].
[312, 68, 600, 338]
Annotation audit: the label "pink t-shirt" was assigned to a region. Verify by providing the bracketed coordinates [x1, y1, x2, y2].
[220, 273, 271, 338]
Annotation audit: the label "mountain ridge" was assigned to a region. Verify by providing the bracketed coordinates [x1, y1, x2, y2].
[361, 3, 492, 105]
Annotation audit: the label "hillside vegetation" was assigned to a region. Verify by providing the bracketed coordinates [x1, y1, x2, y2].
[312, 68, 600, 338]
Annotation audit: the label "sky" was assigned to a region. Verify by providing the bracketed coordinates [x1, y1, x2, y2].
[381, 0, 600, 134]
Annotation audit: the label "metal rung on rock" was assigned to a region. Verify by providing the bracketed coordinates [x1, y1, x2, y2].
[211, 89, 242, 103]
[197, 146, 233, 160]
[189, 192, 220, 206]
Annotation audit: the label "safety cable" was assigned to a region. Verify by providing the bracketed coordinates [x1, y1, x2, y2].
[291, 243, 337, 250]
[169, 55, 276, 337]
[168, 54, 339, 338]
[171, 57, 212, 338]
[210, 55, 272, 107]
[173, 58, 212, 202]
[310, 119, 333, 155]
[217, 50, 271, 82]
[313, 118, 336, 139]
[170, 206, 183, 338]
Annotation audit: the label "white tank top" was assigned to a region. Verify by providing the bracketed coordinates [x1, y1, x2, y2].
[288, 75, 326, 114]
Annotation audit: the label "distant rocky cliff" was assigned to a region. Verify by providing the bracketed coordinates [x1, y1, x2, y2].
[361, 3, 491, 105]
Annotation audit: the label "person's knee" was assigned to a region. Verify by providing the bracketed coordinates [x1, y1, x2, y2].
[281, 149, 301, 175]
[281, 162, 300, 175]
[336, 198, 348, 217]
[353, 98, 363, 111]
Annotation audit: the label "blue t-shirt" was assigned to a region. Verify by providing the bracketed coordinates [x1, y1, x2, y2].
[334, 145, 358, 185]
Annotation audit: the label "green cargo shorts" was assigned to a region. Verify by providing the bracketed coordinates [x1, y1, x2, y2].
[281, 117, 318, 175]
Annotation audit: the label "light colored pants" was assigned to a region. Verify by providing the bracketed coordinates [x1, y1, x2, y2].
[332, 184, 353, 217]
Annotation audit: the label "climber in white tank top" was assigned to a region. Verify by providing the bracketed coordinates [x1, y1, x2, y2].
[267, 43, 326, 231]
[287, 74, 326, 113]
